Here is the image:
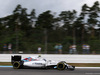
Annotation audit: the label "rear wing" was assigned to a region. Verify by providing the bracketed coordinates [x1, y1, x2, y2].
[11, 55, 21, 64]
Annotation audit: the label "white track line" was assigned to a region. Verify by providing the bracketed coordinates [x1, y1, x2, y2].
[76, 67, 100, 69]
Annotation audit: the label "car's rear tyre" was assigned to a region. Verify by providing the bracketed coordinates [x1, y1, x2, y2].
[13, 61, 23, 69]
[57, 62, 66, 70]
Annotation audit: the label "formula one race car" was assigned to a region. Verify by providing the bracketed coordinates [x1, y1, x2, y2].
[11, 55, 75, 70]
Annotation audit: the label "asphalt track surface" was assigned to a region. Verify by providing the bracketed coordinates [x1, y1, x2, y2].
[0, 68, 100, 75]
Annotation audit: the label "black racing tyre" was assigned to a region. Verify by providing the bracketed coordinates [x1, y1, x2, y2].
[13, 61, 20, 69]
[13, 61, 23, 69]
[57, 62, 66, 70]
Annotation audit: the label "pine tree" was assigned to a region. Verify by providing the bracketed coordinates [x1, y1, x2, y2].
[78, 4, 90, 43]
[88, 1, 100, 38]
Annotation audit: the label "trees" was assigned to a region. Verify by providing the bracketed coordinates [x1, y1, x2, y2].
[76, 4, 90, 44]
[35, 10, 54, 29]
[35, 10, 55, 53]
[88, 1, 100, 38]
[0, 1, 100, 53]
[59, 10, 77, 44]
[0, 4, 37, 52]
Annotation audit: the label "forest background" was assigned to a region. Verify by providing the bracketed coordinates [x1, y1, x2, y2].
[0, 1, 100, 54]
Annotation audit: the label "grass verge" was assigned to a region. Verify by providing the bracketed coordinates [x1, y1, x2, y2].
[0, 62, 12, 66]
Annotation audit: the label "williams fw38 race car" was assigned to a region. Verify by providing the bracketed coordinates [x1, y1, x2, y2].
[11, 55, 75, 70]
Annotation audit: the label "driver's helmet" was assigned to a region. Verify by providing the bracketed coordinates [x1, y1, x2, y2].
[38, 55, 41, 57]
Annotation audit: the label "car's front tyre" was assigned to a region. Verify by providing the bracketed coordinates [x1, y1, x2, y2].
[57, 62, 66, 70]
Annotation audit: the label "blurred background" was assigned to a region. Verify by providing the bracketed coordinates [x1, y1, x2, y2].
[0, 1, 100, 54]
